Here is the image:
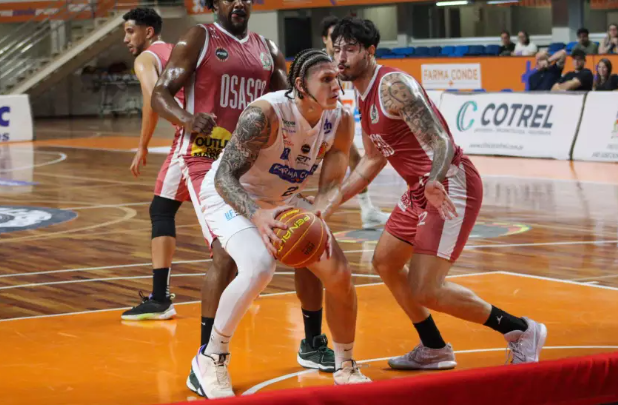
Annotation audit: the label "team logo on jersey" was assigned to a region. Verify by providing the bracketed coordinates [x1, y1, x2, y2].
[191, 126, 231, 159]
[369, 134, 395, 157]
[215, 47, 229, 61]
[301, 144, 311, 154]
[370, 105, 379, 124]
[316, 141, 329, 160]
[282, 132, 294, 147]
[269, 163, 318, 183]
[323, 119, 333, 134]
[296, 155, 311, 166]
[280, 147, 291, 161]
[260, 52, 272, 71]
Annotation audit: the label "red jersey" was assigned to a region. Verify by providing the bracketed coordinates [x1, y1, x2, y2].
[143, 41, 185, 105]
[358, 65, 463, 193]
[178, 23, 273, 169]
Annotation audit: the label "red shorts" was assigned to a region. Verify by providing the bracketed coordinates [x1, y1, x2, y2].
[384, 157, 482, 262]
[154, 151, 191, 202]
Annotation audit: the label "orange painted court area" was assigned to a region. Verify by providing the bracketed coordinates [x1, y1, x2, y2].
[2, 126, 618, 405]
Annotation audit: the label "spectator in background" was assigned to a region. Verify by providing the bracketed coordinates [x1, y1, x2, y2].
[528, 50, 566, 91]
[499, 30, 515, 56]
[573, 28, 598, 55]
[599, 23, 618, 54]
[594, 58, 618, 91]
[321, 15, 339, 57]
[552, 49, 594, 91]
[514, 31, 538, 56]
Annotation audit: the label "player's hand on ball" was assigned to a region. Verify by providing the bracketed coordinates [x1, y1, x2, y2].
[186, 112, 217, 136]
[314, 211, 333, 261]
[252, 206, 290, 257]
[130, 146, 148, 178]
[425, 180, 458, 220]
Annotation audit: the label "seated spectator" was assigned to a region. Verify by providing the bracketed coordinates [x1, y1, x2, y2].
[514, 31, 537, 56]
[529, 50, 566, 91]
[594, 58, 618, 91]
[599, 23, 618, 54]
[552, 49, 594, 91]
[573, 28, 598, 55]
[499, 30, 515, 56]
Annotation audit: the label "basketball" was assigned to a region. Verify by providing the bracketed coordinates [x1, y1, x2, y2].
[274, 208, 327, 268]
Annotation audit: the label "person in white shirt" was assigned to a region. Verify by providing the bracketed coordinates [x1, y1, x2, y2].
[513, 31, 538, 56]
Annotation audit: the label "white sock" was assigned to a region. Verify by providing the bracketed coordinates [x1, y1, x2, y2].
[333, 341, 354, 369]
[205, 328, 230, 355]
[357, 192, 373, 213]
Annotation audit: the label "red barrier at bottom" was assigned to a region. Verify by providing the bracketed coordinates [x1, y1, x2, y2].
[168, 352, 618, 405]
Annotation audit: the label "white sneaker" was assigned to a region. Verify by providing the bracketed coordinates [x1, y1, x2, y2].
[333, 360, 372, 385]
[187, 347, 235, 398]
[388, 343, 457, 370]
[504, 317, 547, 364]
[361, 206, 390, 229]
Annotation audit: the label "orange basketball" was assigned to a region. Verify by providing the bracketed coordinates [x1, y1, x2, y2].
[274, 208, 327, 268]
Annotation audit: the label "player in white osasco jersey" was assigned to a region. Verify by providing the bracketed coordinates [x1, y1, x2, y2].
[187, 50, 370, 399]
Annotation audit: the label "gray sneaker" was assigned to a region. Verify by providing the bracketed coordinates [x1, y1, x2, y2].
[504, 317, 547, 364]
[388, 343, 457, 370]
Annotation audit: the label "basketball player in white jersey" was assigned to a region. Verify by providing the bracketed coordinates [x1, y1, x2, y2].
[321, 16, 389, 229]
[186, 49, 371, 398]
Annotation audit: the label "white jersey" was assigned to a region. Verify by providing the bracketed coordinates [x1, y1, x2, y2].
[206, 90, 343, 207]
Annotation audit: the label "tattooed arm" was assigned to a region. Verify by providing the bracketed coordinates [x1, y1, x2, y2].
[214, 101, 288, 255]
[379, 72, 454, 183]
[379, 72, 458, 219]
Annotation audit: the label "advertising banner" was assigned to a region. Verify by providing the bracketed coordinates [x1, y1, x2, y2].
[572, 92, 618, 162]
[421, 63, 482, 90]
[440, 92, 584, 159]
[0, 95, 34, 143]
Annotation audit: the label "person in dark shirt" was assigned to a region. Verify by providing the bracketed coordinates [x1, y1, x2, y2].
[594, 58, 618, 91]
[499, 30, 515, 56]
[528, 50, 566, 91]
[552, 49, 594, 91]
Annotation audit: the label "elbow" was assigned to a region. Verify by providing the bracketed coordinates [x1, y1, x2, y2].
[150, 88, 162, 114]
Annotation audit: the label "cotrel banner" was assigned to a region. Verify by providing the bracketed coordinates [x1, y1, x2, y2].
[572, 92, 618, 162]
[440, 92, 585, 160]
[0, 95, 34, 143]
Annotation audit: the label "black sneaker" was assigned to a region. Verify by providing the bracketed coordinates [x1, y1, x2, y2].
[121, 291, 176, 321]
[297, 334, 336, 372]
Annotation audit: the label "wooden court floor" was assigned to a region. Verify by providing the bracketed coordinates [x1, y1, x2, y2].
[1, 117, 618, 405]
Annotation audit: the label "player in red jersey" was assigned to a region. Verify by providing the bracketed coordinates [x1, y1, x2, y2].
[151, 0, 335, 377]
[121, 8, 191, 321]
[330, 17, 547, 368]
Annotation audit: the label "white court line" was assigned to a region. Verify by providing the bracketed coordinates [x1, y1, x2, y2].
[493, 271, 618, 292]
[0, 151, 67, 173]
[242, 345, 618, 395]
[4, 238, 617, 280]
[0, 272, 495, 322]
[482, 174, 618, 186]
[66, 202, 151, 210]
[465, 240, 618, 249]
[0, 271, 383, 290]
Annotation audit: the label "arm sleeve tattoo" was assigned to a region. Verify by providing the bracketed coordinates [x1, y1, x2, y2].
[379, 73, 454, 182]
[214, 105, 272, 219]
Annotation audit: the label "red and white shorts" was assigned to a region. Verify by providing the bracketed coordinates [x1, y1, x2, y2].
[384, 157, 483, 262]
[154, 151, 191, 202]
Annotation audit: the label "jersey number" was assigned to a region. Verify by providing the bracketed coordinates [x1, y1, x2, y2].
[281, 186, 299, 197]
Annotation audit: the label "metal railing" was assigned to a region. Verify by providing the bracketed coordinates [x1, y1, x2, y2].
[0, 0, 181, 94]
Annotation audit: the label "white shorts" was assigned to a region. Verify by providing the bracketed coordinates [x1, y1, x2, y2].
[200, 176, 313, 249]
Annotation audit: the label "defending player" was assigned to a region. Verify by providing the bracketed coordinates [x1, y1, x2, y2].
[187, 50, 371, 398]
[151, 0, 335, 371]
[330, 17, 547, 369]
[321, 16, 389, 229]
[121, 8, 189, 320]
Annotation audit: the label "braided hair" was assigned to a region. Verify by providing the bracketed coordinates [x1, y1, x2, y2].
[285, 49, 334, 100]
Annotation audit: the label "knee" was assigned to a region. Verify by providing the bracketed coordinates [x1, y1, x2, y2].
[211, 249, 238, 283]
[413, 285, 442, 310]
[372, 251, 396, 277]
[323, 263, 353, 294]
[245, 250, 276, 289]
[150, 196, 181, 238]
